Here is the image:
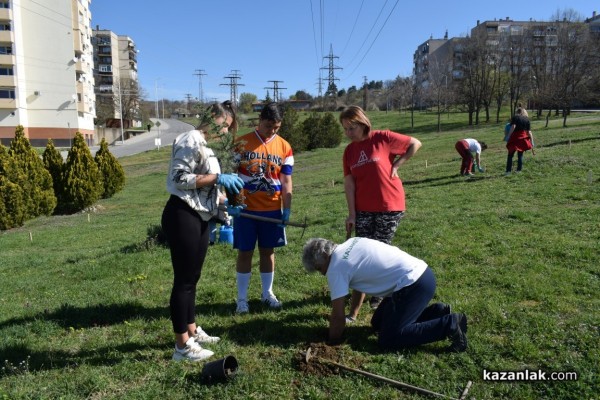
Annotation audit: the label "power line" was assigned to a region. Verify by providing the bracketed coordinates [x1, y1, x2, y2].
[345, 0, 401, 80]
[339, 0, 365, 57]
[344, 0, 390, 70]
[309, 0, 320, 70]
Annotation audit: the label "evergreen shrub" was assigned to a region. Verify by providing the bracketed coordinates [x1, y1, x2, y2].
[7, 125, 56, 219]
[59, 132, 103, 213]
[94, 138, 125, 198]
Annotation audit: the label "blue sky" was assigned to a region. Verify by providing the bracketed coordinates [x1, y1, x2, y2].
[90, 1, 597, 102]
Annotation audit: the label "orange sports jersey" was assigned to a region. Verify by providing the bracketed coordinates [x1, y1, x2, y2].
[235, 130, 294, 211]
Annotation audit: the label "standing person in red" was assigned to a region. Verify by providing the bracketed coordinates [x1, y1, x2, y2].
[340, 105, 422, 318]
[505, 107, 535, 175]
[233, 102, 294, 314]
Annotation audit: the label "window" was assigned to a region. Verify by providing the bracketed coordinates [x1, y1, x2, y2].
[0, 2, 10, 9]
[0, 45, 11, 54]
[99, 65, 112, 72]
[0, 88, 15, 98]
[0, 66, 12, 75]
[0, 24, 10, 31]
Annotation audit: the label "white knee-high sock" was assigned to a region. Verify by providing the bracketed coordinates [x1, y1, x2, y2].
[260, 272, 274, 297]
[237, 272, 251, 301]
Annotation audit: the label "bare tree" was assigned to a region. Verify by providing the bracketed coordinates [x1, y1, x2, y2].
[547, 10, 594, 126]
[457, 33, 489, 125]
[426, 57, 452, 131]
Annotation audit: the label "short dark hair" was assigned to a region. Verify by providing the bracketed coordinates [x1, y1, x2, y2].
[259, 102, 283, 122]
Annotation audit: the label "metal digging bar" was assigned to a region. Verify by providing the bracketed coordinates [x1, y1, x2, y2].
[302, 347, 472, 400]
[239, 212, 308, 238]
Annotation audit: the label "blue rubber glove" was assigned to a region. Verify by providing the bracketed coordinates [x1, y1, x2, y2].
[217, 173, 244, 194]
[226, 204, 246, 218]
[278, 208, 291, 228]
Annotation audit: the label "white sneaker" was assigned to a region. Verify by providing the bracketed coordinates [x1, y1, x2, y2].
[261, 293, 282, 309]
[172, 337, 214, 362]
[236, 299, 249, 314]
[193, 326, 220, 344]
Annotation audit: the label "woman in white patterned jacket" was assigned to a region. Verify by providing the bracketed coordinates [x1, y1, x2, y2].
[161, 101, 243, 362]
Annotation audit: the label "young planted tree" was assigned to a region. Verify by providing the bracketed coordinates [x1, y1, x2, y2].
[0, 143, 25, 230]
[8, 125, 56, 219]
[42, 139, 64, 203]
[278, 103, 307, 152]
[60, 132, 103, 214]
[94, 138, 125, 198]
[302, 112, 343, 151]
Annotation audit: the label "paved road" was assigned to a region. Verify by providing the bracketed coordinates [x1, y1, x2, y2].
[85, 118, 194, 159]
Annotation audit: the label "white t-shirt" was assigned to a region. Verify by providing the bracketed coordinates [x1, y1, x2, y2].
[327, 237, 428, 300]
[464, 138, 482, 154]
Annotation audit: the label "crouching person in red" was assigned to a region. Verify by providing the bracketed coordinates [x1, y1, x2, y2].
[301, 237, 467, 352]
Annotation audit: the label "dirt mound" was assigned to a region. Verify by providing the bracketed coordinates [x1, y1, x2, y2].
[295, 342, 348, 377]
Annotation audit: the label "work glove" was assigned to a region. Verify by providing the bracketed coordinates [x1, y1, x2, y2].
[478, 166, 485, 173]
[278, 208, 291, 228]
[226, 204, 246, 218]
[217, 173, 244, 194]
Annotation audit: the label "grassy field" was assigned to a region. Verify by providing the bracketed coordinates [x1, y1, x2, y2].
[1, 111, 598, 399]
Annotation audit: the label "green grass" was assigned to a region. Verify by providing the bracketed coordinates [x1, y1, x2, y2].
[1, 111, 599, 399]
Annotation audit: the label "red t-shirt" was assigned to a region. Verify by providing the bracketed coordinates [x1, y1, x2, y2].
[343, 130, 412, 212]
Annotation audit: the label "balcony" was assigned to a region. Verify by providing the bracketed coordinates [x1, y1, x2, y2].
[0, 30, 12, 42]
[0, 7, 11, 20]
[0, 97, 15, 109]
[0, 75, 15, 87]
[0, 53, 13, 64]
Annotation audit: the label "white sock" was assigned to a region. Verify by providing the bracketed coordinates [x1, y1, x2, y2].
[237, 272, 251, 301]
[260, 272, 274, 297]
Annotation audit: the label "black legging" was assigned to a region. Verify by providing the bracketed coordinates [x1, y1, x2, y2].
[161, 195, 209, 334]
[506, 151, 524, 172]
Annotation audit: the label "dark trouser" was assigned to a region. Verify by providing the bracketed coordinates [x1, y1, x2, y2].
[455, 140, 473, 175]
[506, 151, 524, 172]
[373, 267, 457, 350]
[355, 211, 404, 245]
[161, 195, 209, 334]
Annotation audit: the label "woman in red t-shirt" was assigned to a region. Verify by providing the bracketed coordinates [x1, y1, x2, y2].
[340, 106, 422, 317]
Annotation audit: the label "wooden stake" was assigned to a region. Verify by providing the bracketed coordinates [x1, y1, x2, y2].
[29, 232, 33, 242]
[425, 160, 428, 168]
[87, 213, 90, 222]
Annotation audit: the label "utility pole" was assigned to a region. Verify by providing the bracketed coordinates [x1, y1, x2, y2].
[265, 80, 287, 103]
[316, 74, 324, 110]
[185, 93, 194, 110]
[362, 76, 369, 110]
[193, 69, 206, 104]
[154, 79, 160, 119]
[320, 44, 342, 111]
[221, 70, 244, 107]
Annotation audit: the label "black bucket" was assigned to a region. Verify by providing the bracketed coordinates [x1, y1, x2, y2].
[201, 355, 238, 381]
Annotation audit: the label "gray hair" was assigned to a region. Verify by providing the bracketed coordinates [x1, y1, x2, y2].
[302, 238, 337, 273]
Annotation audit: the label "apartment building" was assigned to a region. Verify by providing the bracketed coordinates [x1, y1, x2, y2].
[413, 13, 599, 89]
[0, 0, 96, 147]
[92, 27, 140, 137]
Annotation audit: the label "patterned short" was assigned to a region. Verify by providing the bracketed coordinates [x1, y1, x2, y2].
[355, 211, 405, 244]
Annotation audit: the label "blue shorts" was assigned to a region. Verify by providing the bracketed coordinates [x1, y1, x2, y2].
[233, 209, 287, 251]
